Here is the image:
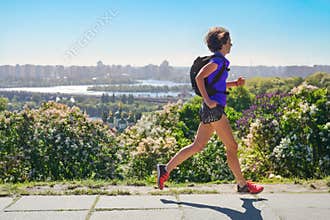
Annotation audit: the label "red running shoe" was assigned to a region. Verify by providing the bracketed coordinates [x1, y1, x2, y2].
[157, 164, 169, 190]
[237, 181, 264, 194]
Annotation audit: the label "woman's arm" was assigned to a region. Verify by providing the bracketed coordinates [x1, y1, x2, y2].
[226, 77, 245, 88]
[226, 80, 238, 88]
[195, 62, 218, 108]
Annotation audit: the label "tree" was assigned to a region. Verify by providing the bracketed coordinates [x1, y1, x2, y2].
[121, 94, 127, 104]
[227, 87, 254, 112]
[305, 72, 330, 89]
[102, 110, 109, 123]
[101, 93, 110, 103]
[128, 94, 134, 104]
[31, 93, 42, 103]
[111, 93, 116, 102]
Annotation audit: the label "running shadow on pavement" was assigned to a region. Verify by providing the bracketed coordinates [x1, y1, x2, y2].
[161, 197, 267, 220]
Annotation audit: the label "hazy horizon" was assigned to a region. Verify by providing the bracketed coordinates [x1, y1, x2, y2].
[1, 62, 329, 68]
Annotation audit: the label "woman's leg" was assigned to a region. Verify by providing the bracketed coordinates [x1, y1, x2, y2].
[166, 122, 214, 173]
[210, 115, 246, 186]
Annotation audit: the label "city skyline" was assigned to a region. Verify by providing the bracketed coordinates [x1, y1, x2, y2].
[1, 0, 330, 66]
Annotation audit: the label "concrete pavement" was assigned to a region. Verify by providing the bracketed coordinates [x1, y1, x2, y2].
[1, 193, 330, 220]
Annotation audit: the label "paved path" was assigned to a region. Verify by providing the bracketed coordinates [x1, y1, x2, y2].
[1, 193, 330, 220]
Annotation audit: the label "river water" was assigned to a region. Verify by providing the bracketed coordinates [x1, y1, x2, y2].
[0, 80, 192, 98]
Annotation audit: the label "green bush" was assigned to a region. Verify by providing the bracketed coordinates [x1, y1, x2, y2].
[0, 97, 8, 111]
[171, 135, 234, 182]
[227, 86, 254, 112]
[246, 77, 303, 95]
[1, 77, 328, 184]
[305, 72, 330, 90]
[118, 101, 186, 180]
[271, 84, 329, 178]
[237, 84, 329, 179]
[119, 97, 236, 182]
[0, 102, 120, 183]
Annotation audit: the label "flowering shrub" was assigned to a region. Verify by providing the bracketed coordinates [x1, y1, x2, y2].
[271, 84, 329, 178]
[120, 83, 329, 182]
[237, 84, 329, 179]
[0, 102, 120, 182]
[1, 81, 328, 183]
[171, 135, 234, 183]
[119, 97, 234, 182]
[117, 101, 184, 179]
[237, 92, 289, 179]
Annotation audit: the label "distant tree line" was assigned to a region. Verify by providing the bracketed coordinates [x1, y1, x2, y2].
[0, 91, 160, 121]
[1, 60, 329, 87]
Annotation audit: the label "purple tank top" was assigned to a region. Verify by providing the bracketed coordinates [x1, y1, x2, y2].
[206, 51, 230, 107]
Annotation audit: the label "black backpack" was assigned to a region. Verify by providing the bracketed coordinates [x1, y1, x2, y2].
[190, 55, 228, 96]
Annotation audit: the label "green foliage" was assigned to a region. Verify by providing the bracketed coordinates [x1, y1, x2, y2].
[271, 85, 329, 178]
[171, 135, 234, 182]
[119, 80, 329, 182]
[118, 98, 236, 182]
[0, 97, 8, 111]
[0, 91, 159, 123]
[305, 72, 330, 90]
[238, 84, 329, 180]
[118, 102, 183, 179]
[246, 76, 303, 95]
[227, 86, 254, 112]
[0, 102, 121, 183]
[224, 106, 242, 129]
[178, 96, 202, 137]
[1, 74, 329, 184]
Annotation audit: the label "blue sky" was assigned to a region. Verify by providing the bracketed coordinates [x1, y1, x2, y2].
[1, 0, 330, 66]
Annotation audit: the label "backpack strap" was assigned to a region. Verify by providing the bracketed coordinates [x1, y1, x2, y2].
[205, 56, 229, 95]
[209, 59, 227, 86]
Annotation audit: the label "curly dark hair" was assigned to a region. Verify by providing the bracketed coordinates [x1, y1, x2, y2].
[205, 27, 230, 52]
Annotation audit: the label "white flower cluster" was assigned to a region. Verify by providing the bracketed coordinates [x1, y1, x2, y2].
[298, 101, 309, 113]
[243, 119, 262, 147]
[272, 137, 291, 159]
[272, 134, 313, 162]
[290, 82, 318, 95]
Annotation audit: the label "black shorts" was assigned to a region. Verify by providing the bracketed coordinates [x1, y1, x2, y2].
[199, 102, 226, 124]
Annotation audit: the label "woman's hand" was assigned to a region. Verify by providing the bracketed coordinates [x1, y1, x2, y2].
[236, 77, 245, 86]
[204, 99, 218, 108]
